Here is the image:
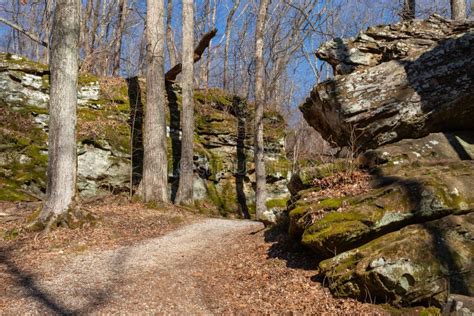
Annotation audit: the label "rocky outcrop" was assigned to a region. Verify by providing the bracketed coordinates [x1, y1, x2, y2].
[319, 213, 474, 307]
[293, 14, 474, 306]
[288, 132, 474, 307]
[300, 15, 474, 151]
[0, 54, 290, 217]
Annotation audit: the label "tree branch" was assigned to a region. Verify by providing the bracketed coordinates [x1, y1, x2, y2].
[0, 17, 48, 48]
[165, 28, 217, 81]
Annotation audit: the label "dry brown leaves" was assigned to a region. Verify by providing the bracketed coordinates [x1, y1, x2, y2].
[196, 227, 387, 315]
[0, 196, 200, 269]
[310, 170, 372, 200]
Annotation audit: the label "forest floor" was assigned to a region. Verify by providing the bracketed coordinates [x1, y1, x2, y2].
[0, 199, 388, 314]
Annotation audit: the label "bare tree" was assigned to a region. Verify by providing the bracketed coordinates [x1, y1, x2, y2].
[451, 0, 467, 20]
[175, 0, 195, 205]
[112, 0, 127, 75]
[402, 0, 416, 20]
[223, 0, 241, 90]
[254, 0, 271, 221]
[35, 0, 80, 230]
[166, 0, 178, 67]
[142, 0, 169, 203]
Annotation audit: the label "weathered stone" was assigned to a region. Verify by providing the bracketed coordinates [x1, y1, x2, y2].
[317, 15, 472, 76]
[0, 54, 289, 216]
[295, 161, 474, 258]
[318, 213, 474, 307]
[301, 16, 474, 151]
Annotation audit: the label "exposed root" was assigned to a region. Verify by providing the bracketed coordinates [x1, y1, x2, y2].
[26, 202, 97, 234]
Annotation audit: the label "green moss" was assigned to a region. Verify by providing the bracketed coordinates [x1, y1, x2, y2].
[418, 307, 441, 316]
[194, 88, 233, 107]
[3, 227, 20, 240]
[266, 198, 288, 209]
[41, 74, 50, 89]
[2, 53, 48, 71]
[78, 73, 99, 86]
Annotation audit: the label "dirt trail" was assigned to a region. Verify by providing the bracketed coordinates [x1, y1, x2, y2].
[1, 218, 382, 315]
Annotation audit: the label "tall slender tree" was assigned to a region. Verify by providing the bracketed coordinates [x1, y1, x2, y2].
[36, 0, 80, 229]
[471, 0, 474, 19]
[451, 0, 467, 20]
[175, 0, 195, 205]
[254, 0, 270, 221]
[223, 0, 240, 90]
[166, 0, 178, 67]
[142, 0, 169, 203]
[401, 0, 416, 20]
[112, 0, 127, 75]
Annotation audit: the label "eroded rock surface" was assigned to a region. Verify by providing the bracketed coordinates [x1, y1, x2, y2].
[287, 133, 474, 307]
[0, 54, 290, 217]
[318, 213, 474, 307]
[300, 15, 474, 151]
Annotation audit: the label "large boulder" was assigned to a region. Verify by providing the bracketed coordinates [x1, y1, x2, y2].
[300, 15, 474, 151]
[295, 160, 473, 258]
[287, 133, 474, 307]
[318, 213, 474, 307]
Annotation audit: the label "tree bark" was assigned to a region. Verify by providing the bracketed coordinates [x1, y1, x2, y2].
[223, 0, 240, 91]
[37, 0, 80, 228]
[254, 0, 270, 221]
[204, 0, 217, 89]
[166, 0, 178, 67]
[401, 0, 416, 20]
[142, 0, 169, 203]
[471, 0, 474, 19]
[300, 17, 474, 151]
[175, 0, 195, 205]
[112, 0, 127, 76]
[82, 0, 93, 58]
[451, 0, 467, 20]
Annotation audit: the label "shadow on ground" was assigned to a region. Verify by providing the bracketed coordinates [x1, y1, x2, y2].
[0, 243, 129, 315]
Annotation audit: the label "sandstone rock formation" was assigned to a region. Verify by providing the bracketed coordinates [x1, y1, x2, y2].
[292, 15, 474, 308]
[0, 54, 290, 217]
[288, 133, 474, 307]
[300, 15, 474, 151]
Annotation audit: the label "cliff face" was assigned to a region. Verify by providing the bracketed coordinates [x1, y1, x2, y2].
[290, 16, 474, 309]
[0, 54, 290, 217]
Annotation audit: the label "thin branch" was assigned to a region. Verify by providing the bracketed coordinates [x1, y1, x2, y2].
[0, 16, 48, 47]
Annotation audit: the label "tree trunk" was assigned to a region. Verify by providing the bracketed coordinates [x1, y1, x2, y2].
[471, 0, 474, 19]
[166, 0, 178, 67]
[401, 0, 416, 20]
[175, 0, 195, 205]
[142, 0, 169, 203]
[90, 0, 101, 51]
[451, 0, 467, 20]
[199, 0, 210, 88]
[37, 0, 80, 228]
[82, 0, 93, 58]
[112, 0, 127, 76]
[204, 0, 217, 89]
[223, 0, 240, 91]
[254, 0, 270, 221]
[300, 16, 474, 151]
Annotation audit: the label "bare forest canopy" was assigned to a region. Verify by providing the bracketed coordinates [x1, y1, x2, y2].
[1, 0, 472, 125]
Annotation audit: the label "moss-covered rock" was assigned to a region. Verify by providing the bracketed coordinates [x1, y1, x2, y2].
[0, 54, 290, 217]
[319, 213, 474, 307]
[295, 161, 474, 258]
